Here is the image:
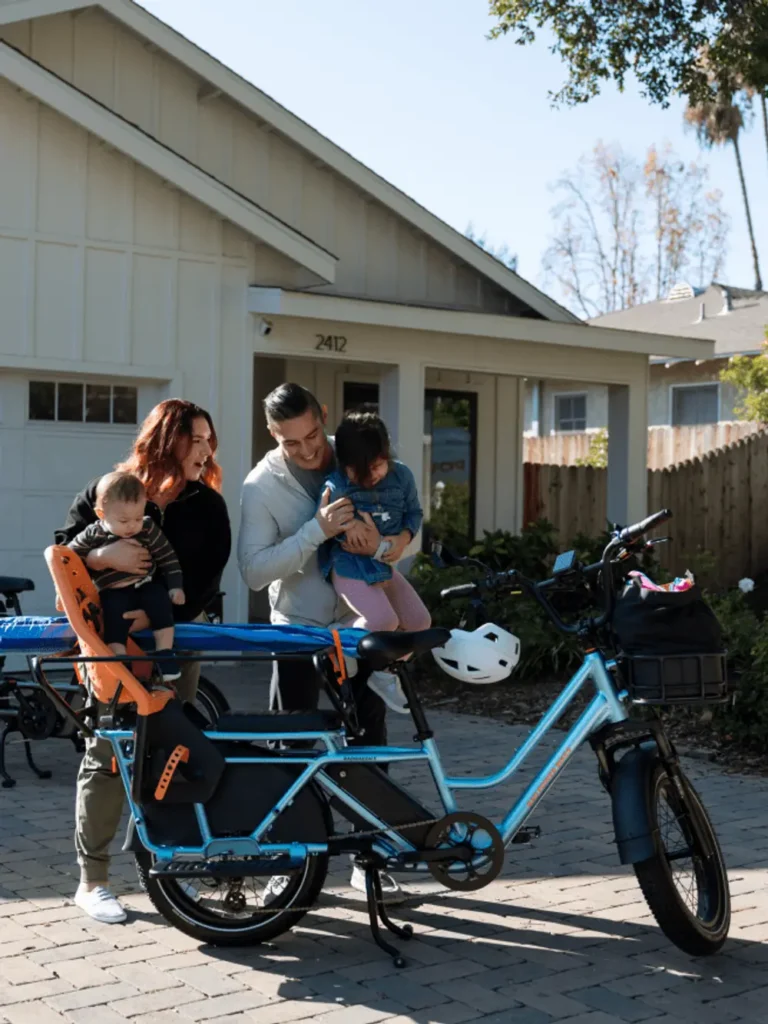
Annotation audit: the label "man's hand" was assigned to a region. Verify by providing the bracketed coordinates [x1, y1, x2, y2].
[316, 488, 355, 539]
[123, 609, 151, 633]
[169, 588, 186, 606]
[87, 539, 152, 576]
[341, 512, 381, 556]
[382, 531, 411, 564]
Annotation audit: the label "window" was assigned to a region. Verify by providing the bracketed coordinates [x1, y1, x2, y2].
[28, 381, 138, 424]
[555, 393, 587, 432]
[425, 391, 477, 541]
[671, 384, 719, 426]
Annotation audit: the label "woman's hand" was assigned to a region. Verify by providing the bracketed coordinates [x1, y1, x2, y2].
[382, 531, 411, 564]
[123, 609, 151, 633]
[341, 512, 381, 555]
[169, 588, 186, 606]
[87, 539, 152, 576]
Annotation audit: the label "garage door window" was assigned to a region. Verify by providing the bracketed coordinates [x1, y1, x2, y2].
[29, 381, 138, 424]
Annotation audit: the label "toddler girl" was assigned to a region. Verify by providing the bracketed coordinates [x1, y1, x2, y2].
[67, 471, 185, 682]
[320, 408, 431, 712]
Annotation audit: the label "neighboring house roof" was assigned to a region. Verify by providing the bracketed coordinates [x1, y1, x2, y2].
[590, 282, 768, 361]
[0, 38, 338, 282]
[0, 0, 580, 324]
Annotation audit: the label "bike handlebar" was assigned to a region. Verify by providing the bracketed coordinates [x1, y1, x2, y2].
[439, 508, 673, 637]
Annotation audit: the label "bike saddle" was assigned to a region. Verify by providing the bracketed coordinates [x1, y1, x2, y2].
[0, 576, 35, 595]
[358, 628, 452, 671]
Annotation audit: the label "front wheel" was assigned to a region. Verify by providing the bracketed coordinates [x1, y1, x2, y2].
[135, 850, 329, 946]
[634, 762, 730, 955]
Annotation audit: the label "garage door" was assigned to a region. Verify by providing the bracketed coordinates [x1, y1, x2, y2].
[0, 375, 161, 616]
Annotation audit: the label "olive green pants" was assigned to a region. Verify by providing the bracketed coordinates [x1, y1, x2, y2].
[74, 656, 201, 885]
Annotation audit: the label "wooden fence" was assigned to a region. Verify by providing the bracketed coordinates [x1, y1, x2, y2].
[523, 429, 768, 587]
[524, 422, 761, 471]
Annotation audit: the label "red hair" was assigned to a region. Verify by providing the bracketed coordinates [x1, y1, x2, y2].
[117, 399, 222, 499]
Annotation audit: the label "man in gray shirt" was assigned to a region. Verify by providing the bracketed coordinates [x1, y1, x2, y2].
[237, 382, 405, 899]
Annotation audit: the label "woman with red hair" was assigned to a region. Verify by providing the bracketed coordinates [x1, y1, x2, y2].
[55, 398, 231, 923]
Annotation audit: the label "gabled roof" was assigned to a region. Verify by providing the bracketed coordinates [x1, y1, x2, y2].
[0, 37, 337, 282]
[0, 0, 580, 324]
[590, 282, 768, 358]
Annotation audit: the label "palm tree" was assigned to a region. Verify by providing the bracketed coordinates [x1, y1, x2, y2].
[685, 90, 762, 291]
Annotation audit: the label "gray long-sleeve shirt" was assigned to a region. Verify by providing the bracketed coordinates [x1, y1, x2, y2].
[237, 448, 349, 627]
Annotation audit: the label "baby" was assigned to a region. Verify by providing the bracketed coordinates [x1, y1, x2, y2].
[319, 407, 431, 713]
[67, 471, 185, 682]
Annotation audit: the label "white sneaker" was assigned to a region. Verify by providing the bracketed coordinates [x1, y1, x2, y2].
[367, 671, 409, 713]
[261, 875, 291, 905]
[74, 885, 127, 924]
[349, 864, 407, 904]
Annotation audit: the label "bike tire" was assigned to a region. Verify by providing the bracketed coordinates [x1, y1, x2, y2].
[135, 849, 329, 946]
[634, 761, 730, 956]
[194, 675, 230, 726]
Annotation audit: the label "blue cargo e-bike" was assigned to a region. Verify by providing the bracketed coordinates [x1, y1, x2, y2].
[34, 509, 730, 966]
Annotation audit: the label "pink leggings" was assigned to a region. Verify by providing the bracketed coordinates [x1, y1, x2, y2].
[333, 570, 432, 633]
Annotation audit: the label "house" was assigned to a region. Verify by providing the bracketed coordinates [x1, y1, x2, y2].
[524, 282, 768, 437]
[0, 0, 712, 620]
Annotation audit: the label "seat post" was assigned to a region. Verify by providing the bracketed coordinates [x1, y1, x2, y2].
[396, 664, 433, 740]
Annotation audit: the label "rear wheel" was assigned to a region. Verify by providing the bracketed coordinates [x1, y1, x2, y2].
[135, 850, 329, 946]
[193, 675, 229, 726]
[634, 762, 730, 955]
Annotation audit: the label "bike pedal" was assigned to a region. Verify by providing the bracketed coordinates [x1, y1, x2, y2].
[511, 825, 541, 845]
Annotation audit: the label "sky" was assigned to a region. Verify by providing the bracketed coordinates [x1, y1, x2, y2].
[140, 0, 768, 311]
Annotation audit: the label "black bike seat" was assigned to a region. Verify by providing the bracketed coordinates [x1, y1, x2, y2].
[214, 710, 342, 734]
[357, 628, 451, 671]
[0, 576, 35, 595]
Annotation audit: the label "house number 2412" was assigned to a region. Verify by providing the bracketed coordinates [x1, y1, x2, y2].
[315, 334, 347, 353]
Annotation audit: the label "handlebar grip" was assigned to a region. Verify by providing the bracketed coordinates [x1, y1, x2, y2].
[619, 508, 672, 544]
[440, 583, 478, 600]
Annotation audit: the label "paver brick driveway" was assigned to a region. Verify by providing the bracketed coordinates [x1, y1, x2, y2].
[2, 667, 768, 1023]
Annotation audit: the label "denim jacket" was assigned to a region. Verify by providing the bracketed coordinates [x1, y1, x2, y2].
[318, 461, 423, 584]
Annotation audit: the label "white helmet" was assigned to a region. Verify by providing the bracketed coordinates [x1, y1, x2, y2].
[431, 623, 521, 684]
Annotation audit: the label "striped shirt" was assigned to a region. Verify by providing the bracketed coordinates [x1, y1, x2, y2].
[68, 518, 184, 592]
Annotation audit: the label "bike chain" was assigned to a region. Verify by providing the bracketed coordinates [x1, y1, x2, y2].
[170, 813, 499, 916]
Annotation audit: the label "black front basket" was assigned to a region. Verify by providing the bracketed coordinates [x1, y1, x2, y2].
[620, 652, 728, 706]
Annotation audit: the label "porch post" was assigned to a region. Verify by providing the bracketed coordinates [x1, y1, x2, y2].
[607, 378, 647, 526]
[379, 359, 425, 557]
[495, 376, 525, 534]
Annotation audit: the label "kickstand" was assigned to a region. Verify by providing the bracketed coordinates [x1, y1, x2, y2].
[0, 722, 15, 788]
[362, 861, 413, 968]
[23, 739, 52, 780]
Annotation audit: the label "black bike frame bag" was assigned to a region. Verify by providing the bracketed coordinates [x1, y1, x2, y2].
[612, 577, 722, 656]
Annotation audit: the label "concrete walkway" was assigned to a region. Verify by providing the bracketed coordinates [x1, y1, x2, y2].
[1, 666, 767, 1023]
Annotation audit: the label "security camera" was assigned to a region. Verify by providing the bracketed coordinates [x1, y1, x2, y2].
[258, 318, 273, 337]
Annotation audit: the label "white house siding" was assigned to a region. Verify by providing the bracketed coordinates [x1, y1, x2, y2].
[523, 379, 609, 436]
[0, 78, 282, 616]
[0, 8, 523, 314]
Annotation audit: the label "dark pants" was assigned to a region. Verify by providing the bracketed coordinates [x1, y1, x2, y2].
[101, 582, 174, 646]
[272, 657, 387, 749]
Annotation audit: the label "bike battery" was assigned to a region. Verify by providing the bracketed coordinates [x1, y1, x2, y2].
[324, 762, 435, 848]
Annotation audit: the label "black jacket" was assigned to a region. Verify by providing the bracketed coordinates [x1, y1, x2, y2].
[55, 480, 231, 623]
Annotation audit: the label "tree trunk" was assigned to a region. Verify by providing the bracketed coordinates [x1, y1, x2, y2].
[732, 135, 763, 291]
[762, 90, 768, 174]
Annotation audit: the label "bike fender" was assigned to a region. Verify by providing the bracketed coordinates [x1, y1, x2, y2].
[610, 742, 658, 865]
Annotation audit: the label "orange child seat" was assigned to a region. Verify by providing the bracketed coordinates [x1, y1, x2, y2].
[44, 545, 174, 717]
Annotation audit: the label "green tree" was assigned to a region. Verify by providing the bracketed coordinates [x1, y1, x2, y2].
[720, 329, 768, 421]
[487, 1, 766, 109]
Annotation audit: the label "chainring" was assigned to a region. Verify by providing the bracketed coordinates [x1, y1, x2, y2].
[425, 811, 505, 892]
[17, 692, 59, 740]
